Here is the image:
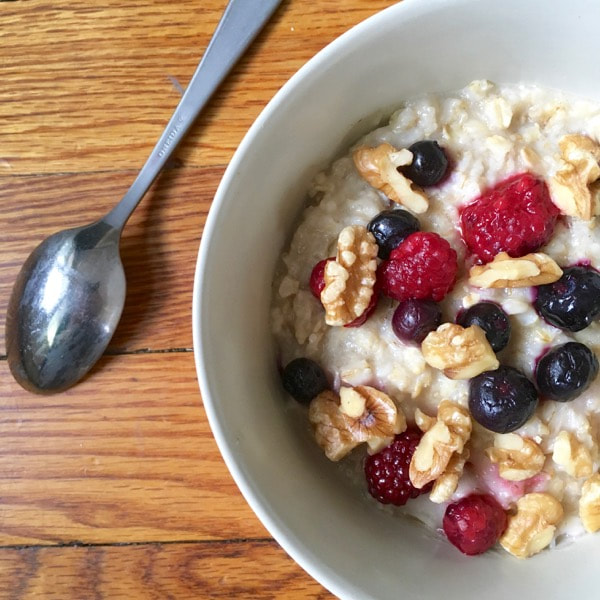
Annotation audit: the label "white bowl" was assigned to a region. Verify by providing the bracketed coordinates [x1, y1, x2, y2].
[193, 0, 600, 597]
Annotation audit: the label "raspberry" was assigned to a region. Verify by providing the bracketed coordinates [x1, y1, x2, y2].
[460, 172, 559, 263]
[377, 232, 457, 302]
[364, 429, 432, 506]
[309, 257, 378, 327]
[443, 494, 507, 555]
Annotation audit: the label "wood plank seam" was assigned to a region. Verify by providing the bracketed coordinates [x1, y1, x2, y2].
[0, 537, 275, 551]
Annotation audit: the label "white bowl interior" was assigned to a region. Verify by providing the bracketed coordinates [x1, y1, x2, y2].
[194, 0, 600, 597]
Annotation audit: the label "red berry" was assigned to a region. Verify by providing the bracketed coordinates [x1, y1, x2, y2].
[309, 257, 378, 327]
[309, 257, 334, 299]
[378, 232, 457, 302]
[364, 429, 432, 506]
[443, 494, 507, 555]
[460, 172, 559, 263]
[344, 292, 378, 327]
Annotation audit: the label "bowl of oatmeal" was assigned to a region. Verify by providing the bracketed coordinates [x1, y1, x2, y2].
[193, 0, 600, 597]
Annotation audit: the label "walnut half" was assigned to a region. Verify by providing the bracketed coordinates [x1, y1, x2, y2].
[321, 225, 378, 326]
[468, 252, 562, 288]
[429, 447, 470, 504]
[308, 386, 406, 461]
[339, 385, 407, 453]
[579, 473, 600, 533]
[552, 430, 593, 479]
[485, 433, 545, 481]
[548, 134, 600, 220]
[409, 401, 472, 489]
[499, 493, 563, 558]
[353, 143, 429, 214]
[421, 323, 499, 380]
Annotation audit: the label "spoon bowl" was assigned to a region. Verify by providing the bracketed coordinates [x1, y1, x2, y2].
[5, 0, 283, 394]
[6, 221, 125, 392]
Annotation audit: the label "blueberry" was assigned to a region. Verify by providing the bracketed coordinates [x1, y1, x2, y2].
[469, 366, 538, 433]
[400, 140, 449, 187]
[282, 358, 328, 403]
[535, 342, 599, 402]
[535, 266, 600, 332]
[457, 302, 511, 353]
[392, 299, 442, 344]
[367, 209, 420, 259]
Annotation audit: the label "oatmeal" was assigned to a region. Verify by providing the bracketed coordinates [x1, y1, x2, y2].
[273, 80, 600, 557]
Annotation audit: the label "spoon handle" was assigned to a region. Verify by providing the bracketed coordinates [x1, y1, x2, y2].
[104, 0, 283, 230]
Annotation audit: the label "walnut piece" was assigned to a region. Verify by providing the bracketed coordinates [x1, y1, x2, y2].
[560, 134, 600, 180]
[339, 385, 407, 453]
[410, 401, 472, 489]
[308, 386, 406, 461]
[421, 323, 499, 380]
[429, 447, 470, 504]
[552, 430, 593, 478]
[468, 252, 563, 288]
[414, 408, 436, 433]
[308, 391, 359, 461]
[485, 433, 545, 481]
[321, 225, 377, 326]
[579, 473, 600, 533]
[353, 143, 429, 214]
[499, 493, 564, 558]
[548, 134, 600, 220]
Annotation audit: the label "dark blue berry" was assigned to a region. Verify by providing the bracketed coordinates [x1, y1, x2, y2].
[469, 366, 538, 433]
[535, 342, 599, 402]
[457, 302, 511, 353]
[534, 266, 600, 332]
[400, 140, 449, 187]
[367, 209, 420, 259]
[282, 358, 328, 403]
[392, 299, 442, 344]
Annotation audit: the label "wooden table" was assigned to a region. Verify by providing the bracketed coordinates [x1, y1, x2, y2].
[0, 1, 397, 597]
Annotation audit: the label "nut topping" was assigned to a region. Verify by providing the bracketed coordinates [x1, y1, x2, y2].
[429, 447, 470, 504]
[485, 433, 545, 481]
[339, 386, 367, 418]
[548, 134, 600, 220]
[309, 386, 406, 461]
[409, 400, 472, 489]
[308, 391, 360, 461]
[552, 430, 594, 479]
[321, 225, 378, 326]
[414, 408, 436, 433]
[421, 323, 499, 380]
[468, 252, 563, 288]
[560, 134, 600, 180]
[579, 473, 600, 533]
[340, 385, 407, 452]
[353, 143, 429, 214]
[499, 493, 564, 558]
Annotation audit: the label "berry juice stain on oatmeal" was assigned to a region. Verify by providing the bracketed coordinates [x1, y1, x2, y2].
[271, 80, 600, 558]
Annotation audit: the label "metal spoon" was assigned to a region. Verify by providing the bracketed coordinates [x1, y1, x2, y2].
[5, 0, 283, 394]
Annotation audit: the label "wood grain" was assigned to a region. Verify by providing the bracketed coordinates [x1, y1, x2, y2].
[0, 0, 399, 597]
[0, 167, 215, 353]
[0, 541, 333, 599]
[0, 354, 271, 545]
[0, 0, 396, 175]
